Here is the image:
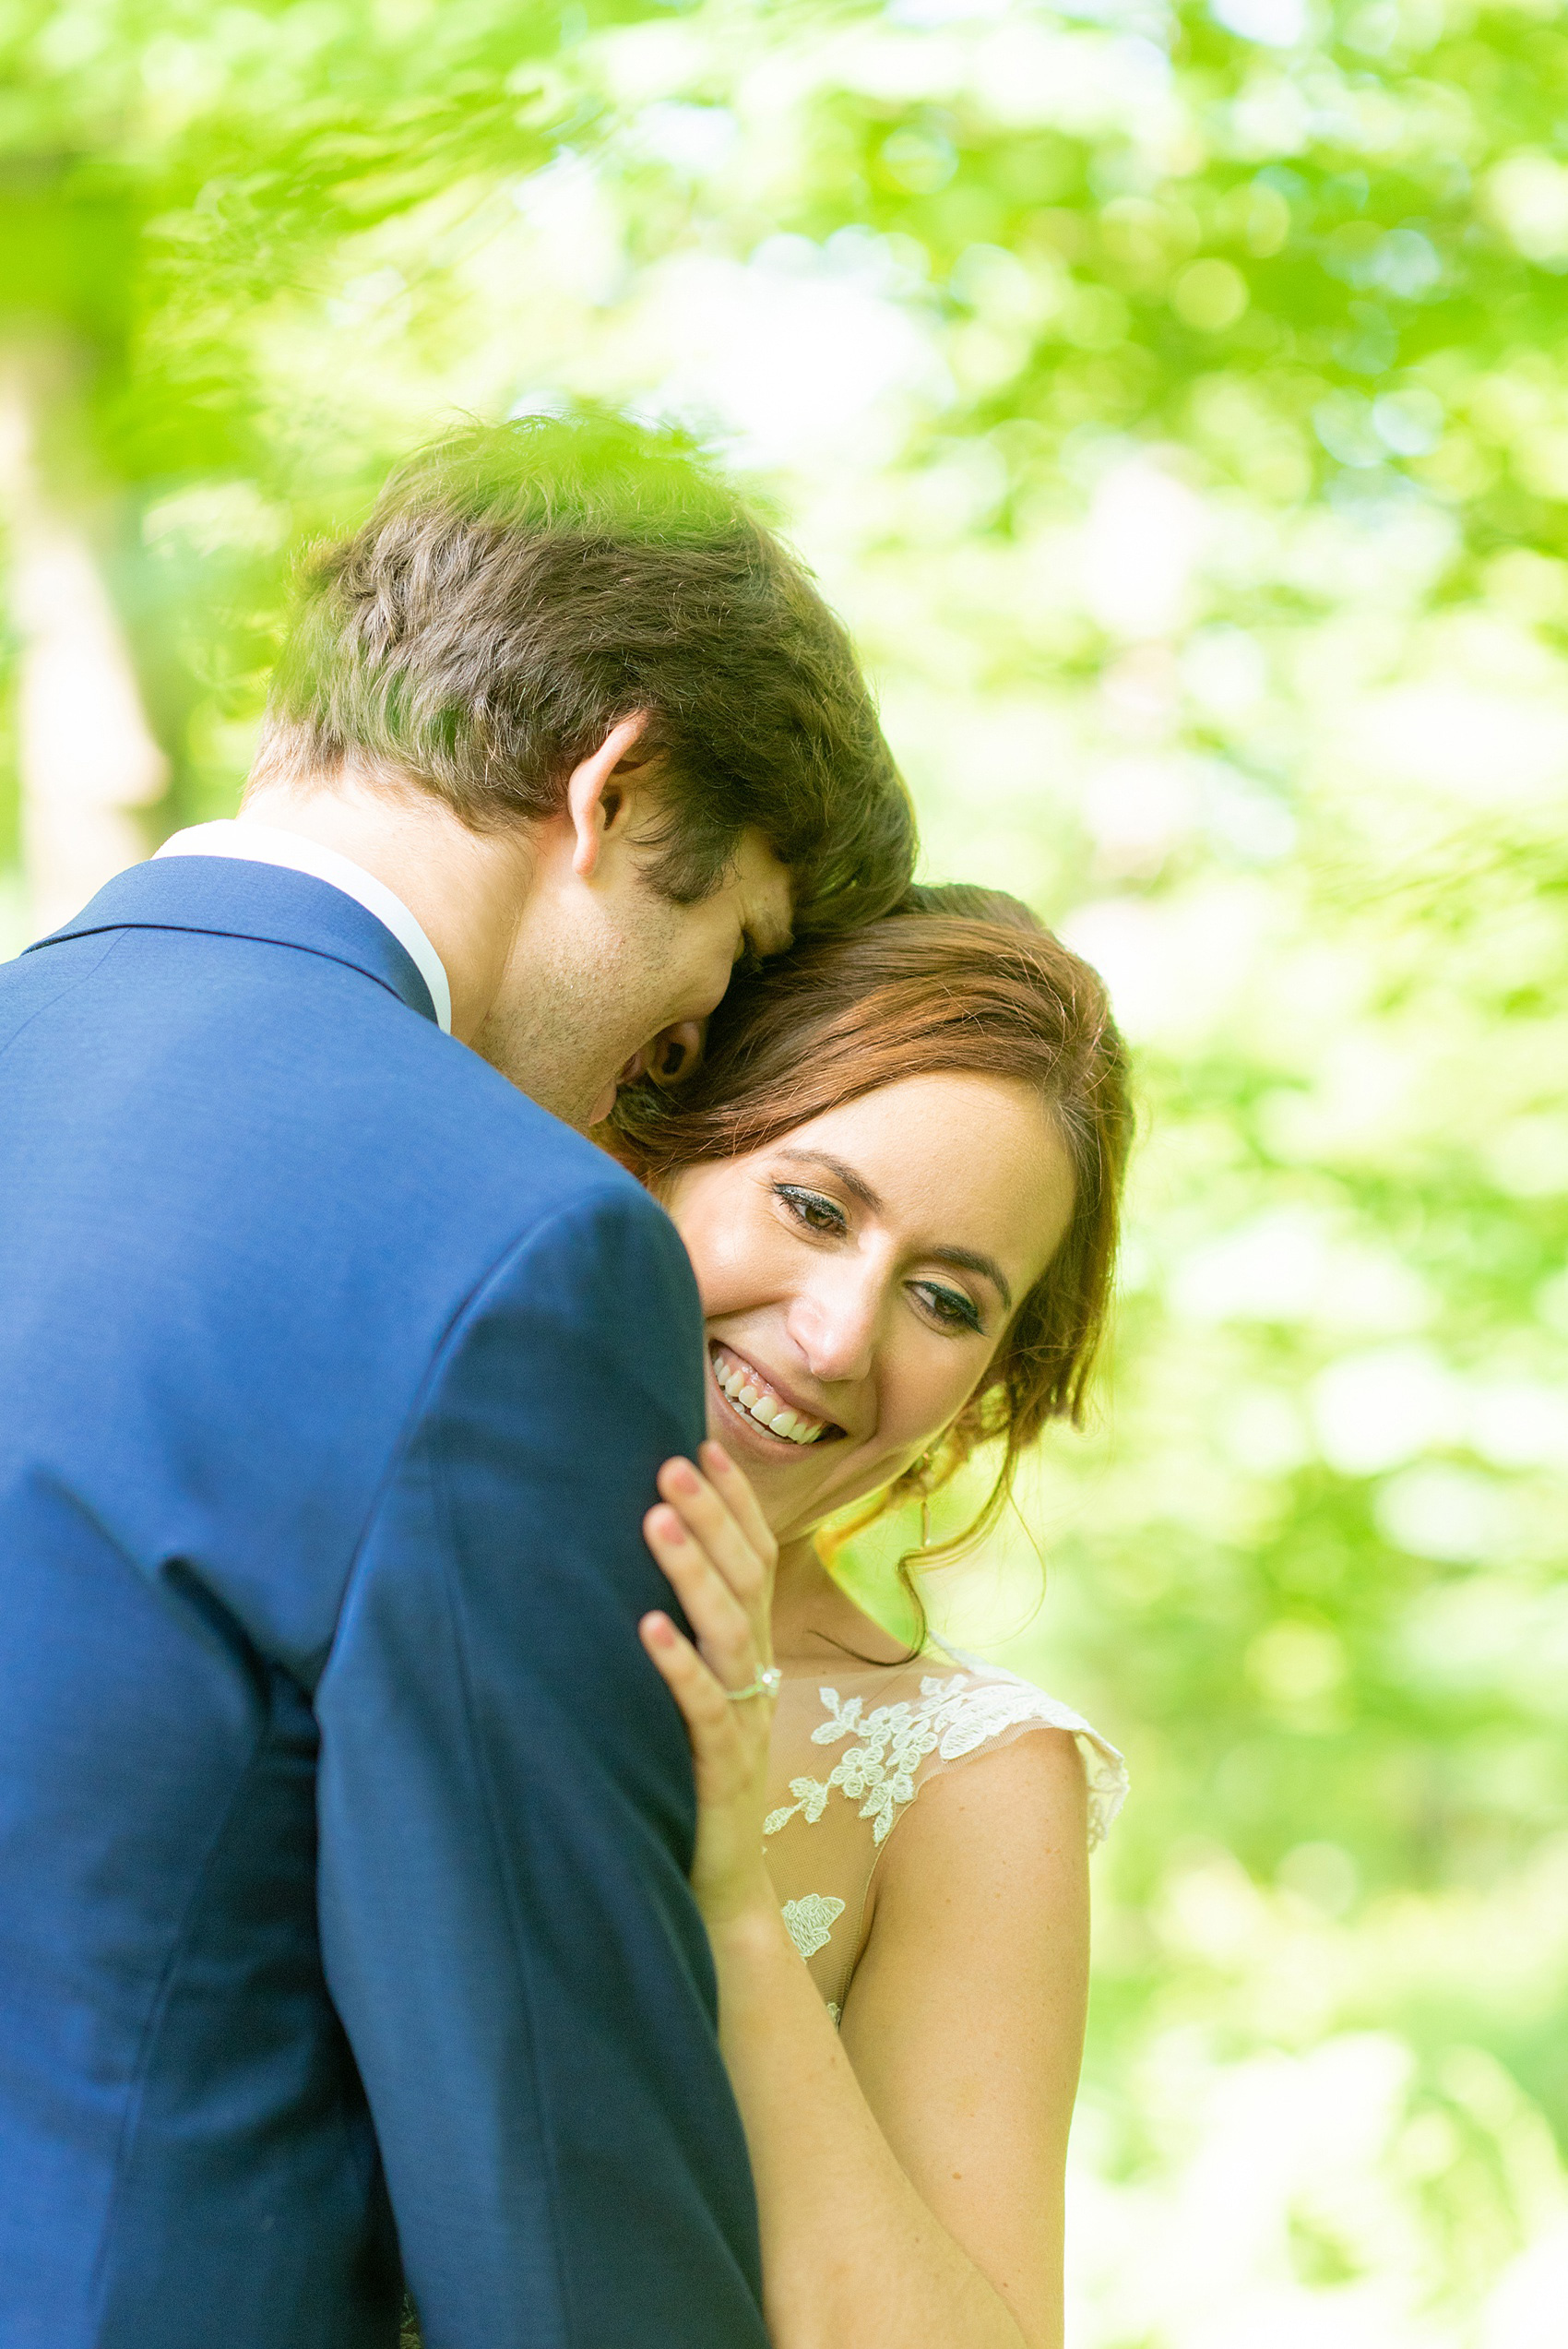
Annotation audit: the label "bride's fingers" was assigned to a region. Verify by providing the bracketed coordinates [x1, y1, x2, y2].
[697, 1440, 775, 1567]
[639, 1611, 742, 1755]
[655, 1458, 774, 1609]
[644, 1504, 758, 1687]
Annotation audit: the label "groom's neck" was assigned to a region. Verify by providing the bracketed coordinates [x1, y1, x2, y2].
[239, 760, 537, 1045]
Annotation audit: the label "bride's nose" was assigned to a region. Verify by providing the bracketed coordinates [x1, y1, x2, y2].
[785, 1262, 883, 1388]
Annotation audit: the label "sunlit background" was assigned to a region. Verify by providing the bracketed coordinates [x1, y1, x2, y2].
[2, 1, 1565, 2339]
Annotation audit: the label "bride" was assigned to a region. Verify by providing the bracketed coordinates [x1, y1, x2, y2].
[617, 885, 1131, 2349]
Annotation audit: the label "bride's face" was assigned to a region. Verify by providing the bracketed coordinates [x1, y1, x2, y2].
[663, 1070, 1077, 1546]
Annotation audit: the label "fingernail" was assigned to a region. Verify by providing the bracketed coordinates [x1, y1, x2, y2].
[660, 1508, 687, 1542]
[645, 1613, 675, 1645]
[668, 1460, 700, 1493]
[701, 1440, 731, 1472]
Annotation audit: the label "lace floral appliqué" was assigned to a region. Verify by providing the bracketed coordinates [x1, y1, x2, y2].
[765, 1686, 941, 1845]
[781, 1892, 846, 1961]
[766, 1672, 1127, 1851]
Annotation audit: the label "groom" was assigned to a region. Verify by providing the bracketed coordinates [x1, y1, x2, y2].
[0, 411, 912, 2349]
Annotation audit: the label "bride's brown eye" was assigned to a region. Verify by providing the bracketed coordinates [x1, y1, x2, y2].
[775, 1183, 846, 1236]
[912, 1281, 982, 1334]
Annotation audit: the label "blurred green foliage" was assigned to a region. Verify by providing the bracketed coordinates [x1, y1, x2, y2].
[2, 0, 1565, 2338]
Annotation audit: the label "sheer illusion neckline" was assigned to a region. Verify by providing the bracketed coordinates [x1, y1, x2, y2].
[762, 1636, 1128, 2021]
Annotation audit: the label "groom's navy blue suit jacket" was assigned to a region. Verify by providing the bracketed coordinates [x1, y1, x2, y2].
[0, 857, 766, 2349]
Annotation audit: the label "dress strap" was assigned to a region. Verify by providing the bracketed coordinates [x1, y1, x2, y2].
[920, 1641, 1129, 1849]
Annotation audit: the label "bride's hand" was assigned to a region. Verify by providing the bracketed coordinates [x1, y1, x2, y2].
[639, 1439, 779, 1931]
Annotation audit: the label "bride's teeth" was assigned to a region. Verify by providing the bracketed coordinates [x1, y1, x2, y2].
[712, 1348, 833, 1445]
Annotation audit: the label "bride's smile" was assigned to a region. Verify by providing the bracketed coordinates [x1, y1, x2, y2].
[667, 1069, 1078, 1545]
[708, 1341, 841, 1447]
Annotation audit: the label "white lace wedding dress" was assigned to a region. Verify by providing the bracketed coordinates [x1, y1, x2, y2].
[764, 1640, 1128, 2022]
[401, 1640, 1124, 2343]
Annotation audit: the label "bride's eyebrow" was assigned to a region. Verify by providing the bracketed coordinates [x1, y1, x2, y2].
[929, 1245, 1013, 1314]
[775, 1147, 881, 1211]
[774, 1148, 1014, 1312]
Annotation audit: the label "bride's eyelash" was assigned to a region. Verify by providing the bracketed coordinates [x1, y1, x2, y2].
[774, 1182, 847, 1235]
[912, 1282, 983, 1335]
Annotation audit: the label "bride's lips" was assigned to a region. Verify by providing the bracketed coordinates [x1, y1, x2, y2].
[707, 1341, 845, 1450]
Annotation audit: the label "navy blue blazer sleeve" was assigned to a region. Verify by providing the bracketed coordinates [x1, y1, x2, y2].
[314, 1181, 766, 2349]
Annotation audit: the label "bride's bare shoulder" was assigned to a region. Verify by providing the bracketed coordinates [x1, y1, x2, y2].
[839, 1718, 1091, 2115]
[906, 1719, 1088, 1860]
[847, 1658, 1123, 2000]
[878, 1710, 1092, 1905]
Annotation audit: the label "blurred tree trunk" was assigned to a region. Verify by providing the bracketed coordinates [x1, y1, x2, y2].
[0, 351, 164, 939]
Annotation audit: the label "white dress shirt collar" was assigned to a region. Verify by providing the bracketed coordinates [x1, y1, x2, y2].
[153, 819, 452, 1034]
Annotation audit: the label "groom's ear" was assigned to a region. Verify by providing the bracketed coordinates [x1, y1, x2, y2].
[647, 1019, 704, 1086]
[567, 712, 652, 880]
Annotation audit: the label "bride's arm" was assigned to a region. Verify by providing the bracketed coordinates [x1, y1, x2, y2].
[640, 1452, 1089, 2349]
[712, 1734, 1087, 2349]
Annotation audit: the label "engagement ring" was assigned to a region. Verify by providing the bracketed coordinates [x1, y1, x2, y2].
[725, 1665, 782, 1702]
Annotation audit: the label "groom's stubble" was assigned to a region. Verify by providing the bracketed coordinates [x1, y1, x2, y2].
[474, 830, 790, 1132]
[474, 913, 657, 1130]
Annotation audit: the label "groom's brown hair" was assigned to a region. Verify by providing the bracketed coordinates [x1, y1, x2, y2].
[255, 408, 914, 936]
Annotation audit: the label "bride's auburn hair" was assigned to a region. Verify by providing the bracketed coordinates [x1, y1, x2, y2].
[610, 884, 1133, 1570]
